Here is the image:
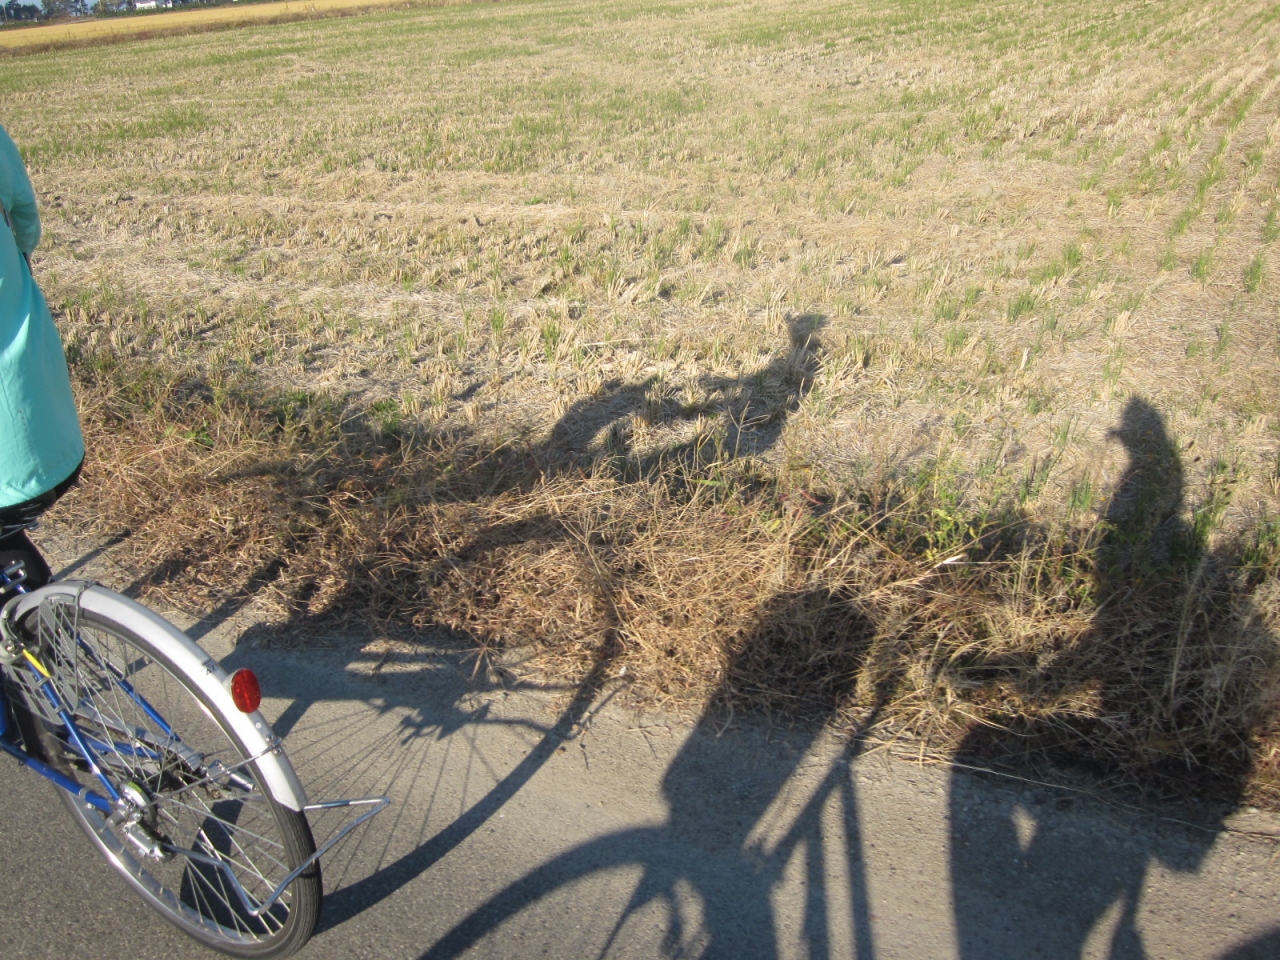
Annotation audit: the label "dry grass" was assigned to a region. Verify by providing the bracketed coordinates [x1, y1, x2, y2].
[7, 0, 1280, 804]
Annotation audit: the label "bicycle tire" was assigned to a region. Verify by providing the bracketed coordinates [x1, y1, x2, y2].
[8, 589, 321, 958]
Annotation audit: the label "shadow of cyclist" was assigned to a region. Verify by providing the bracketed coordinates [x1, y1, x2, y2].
[948, 396, 1270, 960]
[301, 315, 828, 926]
[51, 312, 834, 942]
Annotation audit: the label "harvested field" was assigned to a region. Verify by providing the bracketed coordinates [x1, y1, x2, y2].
[6, 0, 1280, 804]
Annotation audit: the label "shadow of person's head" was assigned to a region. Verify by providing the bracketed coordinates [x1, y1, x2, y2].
[786, 311, 825, 355]
[1099, 396, 1193, 585]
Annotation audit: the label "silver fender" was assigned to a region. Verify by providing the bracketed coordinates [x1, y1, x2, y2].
[8, 581, 308, 811]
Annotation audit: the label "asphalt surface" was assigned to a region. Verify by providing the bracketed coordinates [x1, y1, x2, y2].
[1, 539, 1279, 960]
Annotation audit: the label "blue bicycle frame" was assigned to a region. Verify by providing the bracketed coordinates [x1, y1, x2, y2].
[0, 668, 117, 813]
[0, 559, 117, 813]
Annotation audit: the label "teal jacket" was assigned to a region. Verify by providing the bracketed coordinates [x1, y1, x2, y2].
[0, 124, 84, 509]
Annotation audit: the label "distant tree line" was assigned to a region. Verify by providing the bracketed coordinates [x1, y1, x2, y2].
[2, 0, 43, 20]
[1, 0, 91, 20]
[41, 0, 89, 15]
[2, 0, 211, 20]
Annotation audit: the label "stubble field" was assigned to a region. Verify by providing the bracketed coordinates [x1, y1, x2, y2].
[5, 0, 1280, 803]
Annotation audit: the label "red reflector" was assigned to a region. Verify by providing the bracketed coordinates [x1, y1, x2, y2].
[230, 669, 262, 714]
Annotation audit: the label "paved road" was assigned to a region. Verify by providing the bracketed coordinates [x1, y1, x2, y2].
[2, 542, 1279, 958]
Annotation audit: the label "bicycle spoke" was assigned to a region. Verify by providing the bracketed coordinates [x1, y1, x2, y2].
[9, 592, 320, 955]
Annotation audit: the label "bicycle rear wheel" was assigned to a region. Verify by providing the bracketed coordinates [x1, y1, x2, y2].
[8, 589, 320, 958]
